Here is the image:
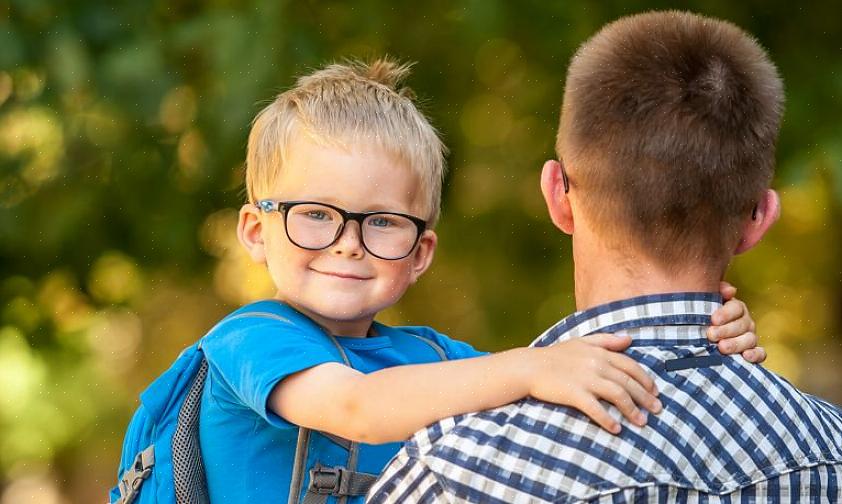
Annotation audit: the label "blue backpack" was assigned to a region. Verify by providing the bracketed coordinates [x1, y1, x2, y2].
[109, 339, 210, 504]
[109, 312, 449, 504]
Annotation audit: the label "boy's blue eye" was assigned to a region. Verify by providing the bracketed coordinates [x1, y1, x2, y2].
[304, 210, 330, 221]
[368, 216, 391, 228]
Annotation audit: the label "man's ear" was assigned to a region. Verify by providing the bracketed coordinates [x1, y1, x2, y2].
[540, 159, 574, 235]
[409, 230, 437, 283]
[237, 204, 268, 263]
[734, 189, 780, 255]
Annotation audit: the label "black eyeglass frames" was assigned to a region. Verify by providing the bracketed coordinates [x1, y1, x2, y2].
[256, 200, 427, 260]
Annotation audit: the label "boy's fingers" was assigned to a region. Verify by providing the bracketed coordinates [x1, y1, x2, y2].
[742, 346, 767, 363]
[711, 298, 745, 326]
[576, 395, 620, 434]
[608, 353, 658, 395]
[719, 281, 737, 300]
[718, 332, 757, 355]
[708, 315, 752, 342]
[581, 333, 632, 351]
[594, 380, 643, 426]
[604, 366, 661, 414]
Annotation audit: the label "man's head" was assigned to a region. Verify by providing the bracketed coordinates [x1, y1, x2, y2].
[237, 59, 444, 334]
[547, 11, 784, 273]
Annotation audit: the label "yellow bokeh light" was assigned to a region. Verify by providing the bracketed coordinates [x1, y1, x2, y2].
[762, 341, 803, 386]
[0, 469, 65, 504]
[200, 208, 275, 304]
[88, 252, 143, 304]
[177, 128, 208, 183]
[0, 326, 46, 420]
[159, 86, 198, 134]
[213, 249, 276, 305]
[200, 208, 239, 258]
[12, 68, 45, 101]
[0, 72, 12, 106]
[778, 171, 830, 234]
[0, 106, 65, 187]
[37, 271, 93, 333]
[86, 309, 143, 375]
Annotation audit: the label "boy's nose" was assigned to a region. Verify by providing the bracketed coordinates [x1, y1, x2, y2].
[330, 222, 365, 258]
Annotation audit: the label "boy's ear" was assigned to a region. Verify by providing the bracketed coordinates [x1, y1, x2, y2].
[734, 189, 780, 255]
[409, 230, 437, 284]
[540, 159, 574, 235]
[237, 204, 268, 264]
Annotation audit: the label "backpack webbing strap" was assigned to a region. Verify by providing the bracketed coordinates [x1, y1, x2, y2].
[287, 427, 312, 504]
[290, 333, 381, 504]
[320, 432, 352, 451]
[115, 445, 155, 504]
[302, 464, 379, 504]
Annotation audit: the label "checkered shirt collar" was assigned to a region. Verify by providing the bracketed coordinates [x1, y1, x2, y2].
[532, 292, 724, 348]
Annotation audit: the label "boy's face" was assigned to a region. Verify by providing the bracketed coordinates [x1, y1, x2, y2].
[238, 133, 437, 336]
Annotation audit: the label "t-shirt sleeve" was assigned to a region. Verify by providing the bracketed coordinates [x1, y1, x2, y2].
[401, 326, 488, 360]
[202, 316, 344, 428]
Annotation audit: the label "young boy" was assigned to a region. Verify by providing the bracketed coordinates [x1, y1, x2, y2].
[198, 59, 761, 503]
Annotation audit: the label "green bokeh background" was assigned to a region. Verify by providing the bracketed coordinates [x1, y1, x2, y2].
[1, 1, 840, 501]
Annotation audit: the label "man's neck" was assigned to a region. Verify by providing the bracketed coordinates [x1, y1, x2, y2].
[572, 242, 724, 311]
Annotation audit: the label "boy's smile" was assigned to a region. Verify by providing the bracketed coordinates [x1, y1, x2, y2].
[238, 132, 437, 337]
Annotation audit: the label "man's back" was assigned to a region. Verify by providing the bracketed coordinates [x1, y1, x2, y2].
[368, 293, 842, 503]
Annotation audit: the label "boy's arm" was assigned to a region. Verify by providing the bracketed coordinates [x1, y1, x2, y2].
[271, 334, 660, 444]
[271, 282, 762, 445]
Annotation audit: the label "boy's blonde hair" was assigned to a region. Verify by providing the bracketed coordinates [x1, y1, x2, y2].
[246, 58, 447, 226]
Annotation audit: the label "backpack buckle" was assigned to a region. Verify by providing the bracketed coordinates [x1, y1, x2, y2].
[309, 464, 345, 495]
[115, 446, 155, 504]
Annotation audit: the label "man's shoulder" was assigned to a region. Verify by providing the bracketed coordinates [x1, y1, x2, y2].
[402, 357, 842, 502]
[408, 399, 566, 458]
[406, 413, 471, 455]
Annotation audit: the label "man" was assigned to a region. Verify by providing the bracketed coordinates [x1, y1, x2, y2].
[367, 11, 842, 502]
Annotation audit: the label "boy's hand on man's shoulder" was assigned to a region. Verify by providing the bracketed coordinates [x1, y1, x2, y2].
[708, 281, 766, 363]
[526, 334, 662, 434]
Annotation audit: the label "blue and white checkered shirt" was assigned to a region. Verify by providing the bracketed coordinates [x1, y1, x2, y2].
[367, 293, 842, 503]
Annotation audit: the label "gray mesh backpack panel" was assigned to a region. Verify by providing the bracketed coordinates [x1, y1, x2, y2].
[172, 358, 210, 504]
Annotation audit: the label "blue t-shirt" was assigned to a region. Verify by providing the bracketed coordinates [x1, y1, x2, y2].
[199, 300, 484, 503]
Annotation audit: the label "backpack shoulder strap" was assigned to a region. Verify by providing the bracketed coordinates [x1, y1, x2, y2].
[404, 332, 448, 361]
[289, 328, 452, 504]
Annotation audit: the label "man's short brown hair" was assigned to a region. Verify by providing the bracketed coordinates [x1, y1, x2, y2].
[558, 11, 784, 268]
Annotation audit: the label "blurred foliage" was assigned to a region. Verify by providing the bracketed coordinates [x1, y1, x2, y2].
[1, 1, 841, 501]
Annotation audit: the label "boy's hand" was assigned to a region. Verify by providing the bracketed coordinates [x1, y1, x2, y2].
[528, 334, 661, 434]
[708, 281, 766, 363]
